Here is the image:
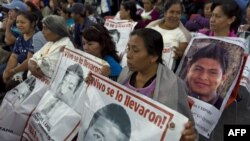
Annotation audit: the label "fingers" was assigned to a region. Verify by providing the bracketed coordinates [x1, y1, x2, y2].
[173, 47, 184, 59]
[59, 46, 65, 52]
[180, 121, 197, 141]
[3, 71, 11, 83]
[85, 73, 94, 84]
[3, 75, 8, 83]
[173, 47, 180, 60]
[36, 68, 45, 78]
[101, 65, 111, 77]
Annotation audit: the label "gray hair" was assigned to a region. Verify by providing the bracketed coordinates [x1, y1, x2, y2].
[42, 15, 69, 38]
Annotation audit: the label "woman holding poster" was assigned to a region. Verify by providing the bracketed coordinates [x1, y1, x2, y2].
[117, 28, 198, 141]
[199, 0, 241, 37]
[29, 15, 74, 79]
[81, 24, 122, 81]
[119, 1, 142, 25]
[147, 0, 191, 70]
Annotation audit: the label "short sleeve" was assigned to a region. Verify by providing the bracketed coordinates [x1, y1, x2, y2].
[27, 37, 34, 54]
[11, 36, 21, 54]
[32, 32, 47, 53]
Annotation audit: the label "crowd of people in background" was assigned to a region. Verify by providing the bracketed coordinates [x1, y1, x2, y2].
[0, 0, 249, 140]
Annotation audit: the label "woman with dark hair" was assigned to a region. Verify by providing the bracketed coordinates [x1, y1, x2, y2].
[185, 0, 212, 32]
[137, 0, 159, 28]
[0, 11, 37, 92]
[200, 0, 241, 37]
[82, 24, 122, 80]
[238, 1, 250, 32]
[117, 28, 197, 141]
[147, 0, 191, 71]
[119, 1, 142, 23]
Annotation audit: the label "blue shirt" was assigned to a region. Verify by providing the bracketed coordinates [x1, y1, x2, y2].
[12, 36, 34, 63]
[66, 18, 74, 28]
[104, 55, 122, 77]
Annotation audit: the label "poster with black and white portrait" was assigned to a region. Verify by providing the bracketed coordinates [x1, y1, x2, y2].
[22, 48, 109, 141]
[0, 76, 50, 141]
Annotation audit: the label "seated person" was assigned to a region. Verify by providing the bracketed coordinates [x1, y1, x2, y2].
[185, 0, 212, 32]
[117, 28, 198, 141]
[0, 11, 37, 92]
[81, 24, 122, 81]
[29, 15, 74, 79]
[137, 0, 159, 28]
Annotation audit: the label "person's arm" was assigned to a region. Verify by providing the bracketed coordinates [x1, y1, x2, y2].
[3, 53, 18, 82]
[4, 17, 16, 45]
[174, 42, 188, 60]
[14, 52, 33, 73]
[2, 17, 7, 31]
[28, 59, 45, 78]
[33, 32, 47, 53]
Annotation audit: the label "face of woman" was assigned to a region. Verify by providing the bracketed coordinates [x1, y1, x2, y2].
[164, 3, 182, 29]
[42, 24, 60, 42]
[127, 35, 157, 72]
[142, 0, 154, 12]
[210, 6, 235, 33]
[16, 15, 34, 34]
[120, 5, 130, 20]
[83, 38, 102, 58]
[204, 3, 212, 18]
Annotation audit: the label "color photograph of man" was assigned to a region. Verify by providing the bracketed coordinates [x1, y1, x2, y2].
[186, 44, 228, 109]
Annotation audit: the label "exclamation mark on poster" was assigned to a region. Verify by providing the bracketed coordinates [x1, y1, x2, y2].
[160, 116, 167, 129]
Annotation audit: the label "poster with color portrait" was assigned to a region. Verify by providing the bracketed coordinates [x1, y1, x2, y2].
[176, 36, 245, 138]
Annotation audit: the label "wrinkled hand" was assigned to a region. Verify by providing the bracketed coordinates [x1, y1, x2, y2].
[173, 46, 185, 60]
[59, 46, 65, 52]
[3, 69, 14, 83]
[29, 62, 45, 78]
[180, 121, 197, 141]
[85, 72, 94, 85]
[101, 65, 111, 77]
